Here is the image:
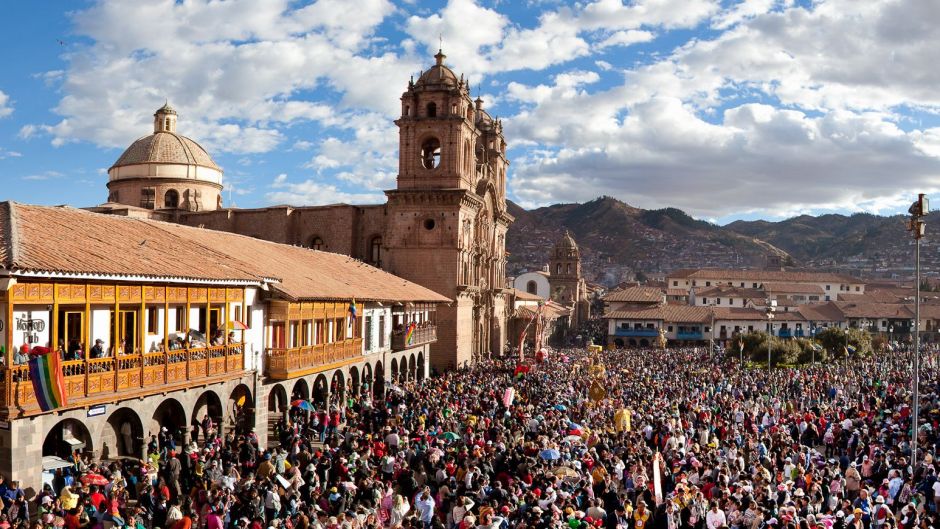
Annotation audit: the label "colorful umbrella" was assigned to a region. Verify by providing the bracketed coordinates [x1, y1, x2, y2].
[80, 473, 109, 486]
[442, 432, 460, 441]
[539, 449, 561, 460]
[227, 320, 249, 330]
[291, 399, 314, 411]
[552, 466, 578, 478]
[554, 404, 567, 411]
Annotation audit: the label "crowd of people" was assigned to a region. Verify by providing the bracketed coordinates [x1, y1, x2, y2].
[3, 346, 940, 529]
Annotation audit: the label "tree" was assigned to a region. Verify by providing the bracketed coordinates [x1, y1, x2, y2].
[815, 327, 872, 358]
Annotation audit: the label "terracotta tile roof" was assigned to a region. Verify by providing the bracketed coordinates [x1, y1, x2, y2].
[605, 305, 711, 323]
[668, 268, 859, 284]
[666, 288, 688, 297]
[695, 285, 764, 298]
[837, 291, 905, 304]
[798, 302, 846, 322]
[603, 286, 663, 303]
[512, 288, 544, 302]
[710, 307, 766, 321]
[833, 301, 914, 319]
[0, 203, 449, 303]
[763, 282, 825, 294]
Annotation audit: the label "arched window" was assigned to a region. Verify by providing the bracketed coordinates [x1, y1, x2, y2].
[404, 105, 411, 116]
[555, 264, 561, 275]
[464, 140, 471, 175]
[567, 264, 572, 275]
[164, 189, 179, 208]
[370, 236, 382, 266]
[466, 106, 473, 120]
[164, 118, 171, 131]
[310, 237, 324, 250]
[426, 102, 437, 117]
[420, 138, 441, 169]
[526, 280, 537, 295]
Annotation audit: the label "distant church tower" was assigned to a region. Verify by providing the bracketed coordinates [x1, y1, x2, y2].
[106, 103, 223, 213]
[383, 50, 513, 369]
[549, 231, 590, 329]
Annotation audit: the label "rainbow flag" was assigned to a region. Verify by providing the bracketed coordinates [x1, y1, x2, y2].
[405, 322, 416, 345]
[348, 299, 357, 323]
[28, 347, 68, 411]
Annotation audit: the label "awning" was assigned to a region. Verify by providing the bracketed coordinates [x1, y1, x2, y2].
[42, 455, 73, 471]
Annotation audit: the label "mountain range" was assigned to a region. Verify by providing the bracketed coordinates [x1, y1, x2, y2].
[505, 196, 935, 286]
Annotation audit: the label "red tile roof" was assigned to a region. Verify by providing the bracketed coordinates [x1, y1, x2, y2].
[603, 286, 663, 303]
[0, 203, 449, 303]
[605, 305, 711, 323]
[668, 268, 859, 284]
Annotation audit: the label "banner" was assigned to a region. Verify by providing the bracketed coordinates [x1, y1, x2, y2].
[29, 347, 68, 411]
[652, 452, 663, 506]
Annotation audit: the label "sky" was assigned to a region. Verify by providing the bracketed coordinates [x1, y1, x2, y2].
[0, 0, 938, 224]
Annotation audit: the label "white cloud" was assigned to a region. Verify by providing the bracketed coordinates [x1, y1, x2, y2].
[597, 29, 655, 49]
[0, 148, 22, 160]
[267, 173, 384, 205]
[0, 90, 12, 118]
[22, 170, 64, 181]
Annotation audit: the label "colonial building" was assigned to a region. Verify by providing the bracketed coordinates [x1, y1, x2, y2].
[93, 51, 513, 369]
[0, 202, 447, 492]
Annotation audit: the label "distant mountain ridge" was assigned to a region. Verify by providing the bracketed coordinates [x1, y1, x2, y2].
[505, 196, 931, 286]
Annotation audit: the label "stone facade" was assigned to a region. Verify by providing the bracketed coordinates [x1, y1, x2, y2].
[548, 232, 591, 329]
[173, 51, 514, 370]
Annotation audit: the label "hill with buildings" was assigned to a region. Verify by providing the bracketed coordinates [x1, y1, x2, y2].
[506, 197, 937, 286]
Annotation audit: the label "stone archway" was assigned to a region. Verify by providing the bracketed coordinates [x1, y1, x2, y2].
[193, 390, 224, 443]
[43, 418, 93, 460]
[267, 383, 288, 414]
[408, 353, 417, 381]
[348, 366, 360, 397]
[228, 384, 253, 436]
[151, 398, 187, 446]
[614, 338, 624, 348]
[417, 352, 426, 382]
[292, 378, 310, 401]
[313, 374, 329, 409]
[106, 407, 144, 458]
[330, 370, 345, 408]
[362, 363, 373, 396]
[391, 358, 399, 383]
[374, 360, 385, 399]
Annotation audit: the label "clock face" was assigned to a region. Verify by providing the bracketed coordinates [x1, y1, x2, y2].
[421, 138, 441, 169]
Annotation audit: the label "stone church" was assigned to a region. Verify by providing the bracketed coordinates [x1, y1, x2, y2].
[94, 50, 513, 370]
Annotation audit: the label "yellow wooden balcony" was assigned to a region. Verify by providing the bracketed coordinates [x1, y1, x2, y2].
[1, 343, 245, 417]
[265, 338, 363, 380]
[391, 324, 437, 351]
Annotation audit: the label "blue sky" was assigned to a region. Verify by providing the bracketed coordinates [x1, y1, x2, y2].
[0, 0, 938, 224]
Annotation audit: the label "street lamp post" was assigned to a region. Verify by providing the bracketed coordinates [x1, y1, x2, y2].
[908, 193, 928, 470]
[810, 325, 817, 364]
[889, 325, 894, 348]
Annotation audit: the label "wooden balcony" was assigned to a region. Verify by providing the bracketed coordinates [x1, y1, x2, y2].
[1, 343, 245, 418]
[265, 338, 363, 380]
[391, 324, 437, 351]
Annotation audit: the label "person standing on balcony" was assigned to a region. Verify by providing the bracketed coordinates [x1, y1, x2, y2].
[90, 339, 105, 359]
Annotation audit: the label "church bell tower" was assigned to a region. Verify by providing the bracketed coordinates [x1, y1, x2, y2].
[383, 50, 512, 370]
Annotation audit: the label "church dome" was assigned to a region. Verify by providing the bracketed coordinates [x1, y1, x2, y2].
[557, 230, 578, 250]
[110, 132, 220, 171]
[415, 50, 459, 87]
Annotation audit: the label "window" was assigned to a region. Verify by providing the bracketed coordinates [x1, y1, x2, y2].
[140, 188, 155, 209]
[164, 118, 171, 130]
[667, 326, 673, 332]
[673, 281, 678, 287]
[451, 103, 457, 114]
[315, 320, 324, 345]
[164, 189, 179, 208]
[378, 315, 386, 348]
[175, 307, 185, 332]
[364, 315, 373, 351]
[566, 264, 571, 275]
[752, 283, 758, 288]
[526, 280, 537, 294]
[716, 298, 721, 305]
[289, 322, 299, 347]
[706, 281, 711, 287]
[426, 102, 437, 117]
[555, 264, 561, 274]
[855, 286, 860, 292]
[423, 218, 436, 230]
[404, 105, 410, 116]
[147, 307, 158, 334]
[825, 285, 831, 290]
[370, 236, 382, 266]
[234, 305, 242, 324]
[245, 305, 252, 329]
[335, 318, 345, 340]
[310, 236, 324, 250]
[702, 298, 707, 304]
[420, 138, 441, 169]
